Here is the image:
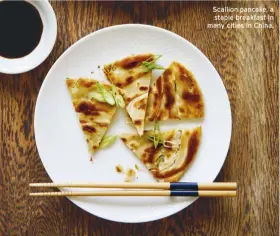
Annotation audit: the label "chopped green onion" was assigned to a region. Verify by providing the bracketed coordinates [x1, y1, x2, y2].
[142, 55, 165, 72]
[147, 121, 163, 148]
[111, 85, 125, 108]
[88, 91, 106, 102]
[156, 155, 165, 167]
[99, 135, 117, 149]
[96, 82, 115, 106]
[153, 121, 161, 148]
[147, 135, 164, 144]
[115, 95, 125, 108]
[147, 136, 180, 149]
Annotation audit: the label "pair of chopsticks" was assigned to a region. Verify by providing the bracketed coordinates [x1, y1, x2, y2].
[29, 182, 237, 197]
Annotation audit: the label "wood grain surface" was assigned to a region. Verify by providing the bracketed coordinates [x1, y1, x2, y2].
[0, 1, 278, 235]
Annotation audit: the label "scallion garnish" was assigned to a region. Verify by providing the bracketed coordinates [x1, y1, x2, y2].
[142, 55, 165, 72]
[99, 135, 117, 149]
[156, 155, 165, 167]
[111, 85, 125, 108]
[153, 121, 161, 148]
[96, 82, 115, 106]
[89, 91, 106, 102]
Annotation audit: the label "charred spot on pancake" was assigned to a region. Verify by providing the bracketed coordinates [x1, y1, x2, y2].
[79, 119, 87, 124]
[126, 76, 134, 84]
[79, 79, 95, 88]
[139, 86, 149, 91]
[82, 125, 96, 133]
[152, 77, 163, 111]
[182, 91, 201, 102]
[133, 97, 146, 110]
[118, 54, 153, 69]
[164, 68, 172, 77]
[120, 137, 127, 143]
[186, 130, 200, 165]
[139, 103, 146, 110]
[141, 152, 148, 160]
[66, 79, 75, 87]
[114, 75, 137, 88]
[196, 103, 204, 116]
[181, 74, 195, 88]
[74, 101, 109, 116]
[96, 122, 108, 128]
[162, 70, 175, 109]
[174, 62, 198, 89]
[156, 76, 163, 94]
[134, 119, 142, 125]
[75, 101, 100, 116]
[164, 86, 175, 109]
[143, 146, 163, 163]
[144, 146, 155, 153]
[176, 62, 196, 86]
[176, 62, 187, 74]
[129, 143, 137, 149]
[124, 61, 140, 69]
[179, 107, 185, 113]
[103, 64, 112, 76]
[142, 147, 155, 162]
[136, 71, 149, 79]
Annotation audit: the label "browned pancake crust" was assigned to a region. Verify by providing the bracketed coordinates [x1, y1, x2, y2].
[120, 127, 202, 182]
[146, 61, 204, 122]
[103, 54, 154, 136]
[103, 54, 153, 89]
[66, 78, 117, 155]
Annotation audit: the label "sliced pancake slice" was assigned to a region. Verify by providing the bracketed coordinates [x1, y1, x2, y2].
[66, 78, 117, 155]
[103, 54, 155, 136]
[146, 61, 204, 122]
[120, 127, 202, 182]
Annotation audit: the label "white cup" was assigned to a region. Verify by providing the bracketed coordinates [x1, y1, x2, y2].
[0, 0, 57, 74]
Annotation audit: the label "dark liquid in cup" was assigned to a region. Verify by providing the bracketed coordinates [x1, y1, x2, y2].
[0, 1, 43, 59]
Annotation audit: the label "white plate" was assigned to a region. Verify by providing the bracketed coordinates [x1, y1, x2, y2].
[34, 24, 232, 223]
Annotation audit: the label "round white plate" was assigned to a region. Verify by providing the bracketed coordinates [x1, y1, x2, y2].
[34, 24, 232, 223]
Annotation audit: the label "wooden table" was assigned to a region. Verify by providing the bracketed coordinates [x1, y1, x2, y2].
[0, 1, 278, 235]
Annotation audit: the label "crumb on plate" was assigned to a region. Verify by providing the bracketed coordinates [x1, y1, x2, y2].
[115, 164, 124, 173]
[125, 168, 136, 182]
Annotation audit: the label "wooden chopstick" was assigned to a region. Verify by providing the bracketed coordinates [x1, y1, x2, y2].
[29, 190, 237, 197]
[29, 182, 237, 190]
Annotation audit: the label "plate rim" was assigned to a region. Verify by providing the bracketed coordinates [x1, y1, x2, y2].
[34, 24, 232, 223]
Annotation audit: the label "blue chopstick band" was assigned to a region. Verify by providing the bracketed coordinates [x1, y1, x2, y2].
[170, 182, 198, 190]
[170, 190, 199, 196]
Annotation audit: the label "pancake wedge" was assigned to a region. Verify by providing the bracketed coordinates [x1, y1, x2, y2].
[120, 127, 202, 182]
[66, 78, 117, 155]
[104, 54, 155, 136]
[146, 61, 204, 122]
